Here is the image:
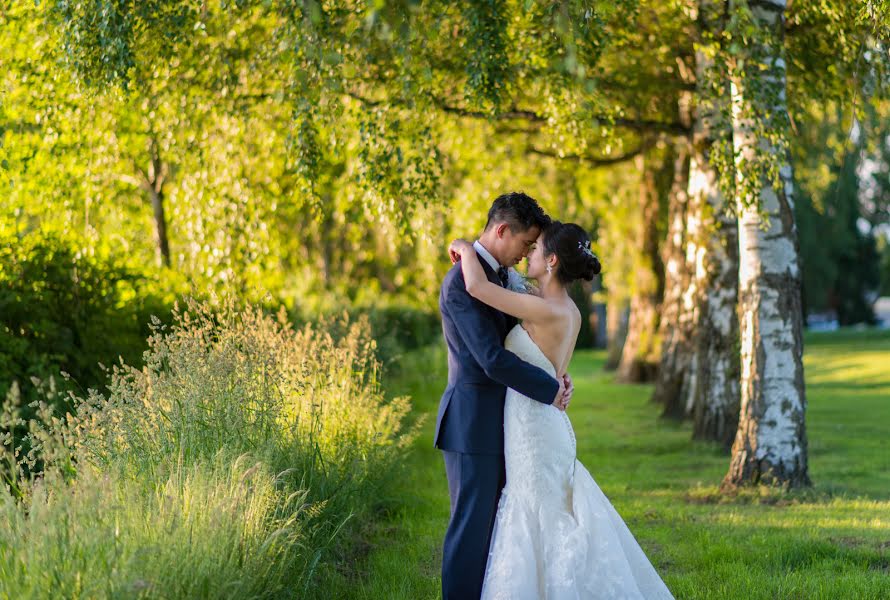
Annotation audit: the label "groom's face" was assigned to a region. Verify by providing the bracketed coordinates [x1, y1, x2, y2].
[499, 224, 541, 267]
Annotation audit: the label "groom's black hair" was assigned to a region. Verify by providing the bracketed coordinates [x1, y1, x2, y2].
[484, 192, 551, 233]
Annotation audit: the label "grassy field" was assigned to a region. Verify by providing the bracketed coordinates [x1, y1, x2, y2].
[322, 328, 890, 599]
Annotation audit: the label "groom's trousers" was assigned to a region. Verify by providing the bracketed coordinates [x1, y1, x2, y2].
[441, 450, 506, 600]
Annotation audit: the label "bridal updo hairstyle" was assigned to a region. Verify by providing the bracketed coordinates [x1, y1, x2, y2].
[542, 221, 601, 285]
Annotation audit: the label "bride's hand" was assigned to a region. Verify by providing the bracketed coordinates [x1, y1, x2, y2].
[449, 238, 474, 265]
[552, 377, 568, 411]
[563, 373, 574, 408]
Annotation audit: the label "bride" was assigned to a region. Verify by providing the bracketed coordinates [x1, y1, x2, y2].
[450, 222, 674, 600]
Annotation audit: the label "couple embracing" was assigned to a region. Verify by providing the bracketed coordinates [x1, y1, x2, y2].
[434, 192, 674, 599]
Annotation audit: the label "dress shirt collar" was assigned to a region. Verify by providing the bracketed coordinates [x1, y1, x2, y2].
[473, 240, 502, 272]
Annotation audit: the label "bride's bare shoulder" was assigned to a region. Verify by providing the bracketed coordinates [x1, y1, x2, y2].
[557, 297, 582, 321]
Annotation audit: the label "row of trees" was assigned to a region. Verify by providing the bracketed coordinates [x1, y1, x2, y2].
[2, 0, 889, 488]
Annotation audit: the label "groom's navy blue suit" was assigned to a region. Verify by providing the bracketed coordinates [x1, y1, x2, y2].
[435, 251, 558, 600]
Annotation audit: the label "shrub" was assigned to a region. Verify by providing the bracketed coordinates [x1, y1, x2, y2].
[293, 300, 441, 371]
[0, 227, 177, 417]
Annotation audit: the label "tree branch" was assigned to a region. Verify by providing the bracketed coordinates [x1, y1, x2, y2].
[493, 124, 543, 136]
[527, 145, 648, 168]
[346, 89, 691, 135]
[611, 117, 690, 136]
[114, 172, 151, 192]
[130, 156, 151, 188]
[432, 98, 545, 122]
[748, 0, 786, 12]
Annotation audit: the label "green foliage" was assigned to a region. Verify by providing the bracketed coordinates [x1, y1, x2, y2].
[796, 183, 881, 325]
[462, 0, 511, 112]
[0, 225, 177, 416]
[698, 0, 890, 211]
[49, 0, 200, 88]
[2, 0, 886, 350]
[0, 299, 418, 596]
[294, 301, 441, 371]
[793, 102, 886, 324]
[861, 0, 890, 55]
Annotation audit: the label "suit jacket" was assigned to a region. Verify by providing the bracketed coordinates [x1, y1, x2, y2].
[433, 252, 559, 455]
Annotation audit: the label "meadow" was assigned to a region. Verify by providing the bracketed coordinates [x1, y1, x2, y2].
[324, 328, 890, 599]
[1, 312, 887, 599]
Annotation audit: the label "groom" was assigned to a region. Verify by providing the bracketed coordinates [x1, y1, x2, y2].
[434, 192, 573, 599]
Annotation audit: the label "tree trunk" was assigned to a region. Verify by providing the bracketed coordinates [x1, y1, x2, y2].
[589, 277, 608, 349]
[147, 137, 170, 268]
[689, 159, 740, 448]
[569, 280, 596, 349]
[150, 187, 170, 268]
[652, 97, 693, 412]
[604, 297, 628, 370]
[617, 153, 664, 383]
[687, 2, 741, 447]
[724, 0, 809, 488]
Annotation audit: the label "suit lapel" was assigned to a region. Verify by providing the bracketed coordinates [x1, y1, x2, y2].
[476, 253, 501, 286]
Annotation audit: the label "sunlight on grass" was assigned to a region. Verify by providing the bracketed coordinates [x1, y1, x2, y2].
[338, 329, 890, 599]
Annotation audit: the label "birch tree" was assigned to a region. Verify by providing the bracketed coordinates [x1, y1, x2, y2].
[653, 1, 739, 436]
[650, 119, 692, 409]
[686, 0, 740, 446]
[723, 0, 809, 487]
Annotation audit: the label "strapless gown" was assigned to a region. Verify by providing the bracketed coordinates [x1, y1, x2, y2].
[481, 324, 674, 600]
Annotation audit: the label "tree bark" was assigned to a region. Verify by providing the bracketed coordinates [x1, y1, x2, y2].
[150, 187, 170, 268]
[724, 0, 809, 488]
[617, 153, 664, 383]
[588, 277, 608, 349]
[652, 96, 693, 412]
[689, 152, 740, 447]
[687, 2, 741, 447]
[146, 137, 170, 268]
[604, 297, 628, 371]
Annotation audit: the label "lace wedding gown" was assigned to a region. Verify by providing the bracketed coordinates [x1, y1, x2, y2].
[481, 324, 674, 600]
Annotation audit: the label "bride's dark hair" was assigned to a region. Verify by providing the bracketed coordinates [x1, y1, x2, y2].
[542, 222, 601, 285]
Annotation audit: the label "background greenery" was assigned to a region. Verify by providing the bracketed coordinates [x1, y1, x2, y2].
[2, 0, 889, 597]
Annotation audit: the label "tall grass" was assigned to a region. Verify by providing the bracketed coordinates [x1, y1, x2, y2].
[0, 298, 419, 598]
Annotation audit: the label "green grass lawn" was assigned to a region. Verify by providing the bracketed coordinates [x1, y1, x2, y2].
[322, 329, 890, 599]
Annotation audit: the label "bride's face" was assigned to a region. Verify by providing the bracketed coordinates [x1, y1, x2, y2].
[525, 234, 548, 279]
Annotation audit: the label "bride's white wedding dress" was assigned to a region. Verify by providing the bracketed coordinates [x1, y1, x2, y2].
[481, 324, 674, 600]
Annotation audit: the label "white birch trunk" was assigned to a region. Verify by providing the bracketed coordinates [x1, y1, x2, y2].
[724, 0, 809, 487]
[688, 8, 741, 446]
[689, 157, 740, 447]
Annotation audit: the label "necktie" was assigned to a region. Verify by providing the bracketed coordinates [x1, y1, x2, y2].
[497, 266, 509, 288]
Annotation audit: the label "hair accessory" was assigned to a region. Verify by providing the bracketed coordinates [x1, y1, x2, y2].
[578, 240, 598, 260]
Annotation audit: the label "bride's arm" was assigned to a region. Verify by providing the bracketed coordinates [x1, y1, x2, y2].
[450, 239, 556, 323]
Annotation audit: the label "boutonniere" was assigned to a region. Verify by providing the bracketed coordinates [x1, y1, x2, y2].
[506, 268, 533, 293]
